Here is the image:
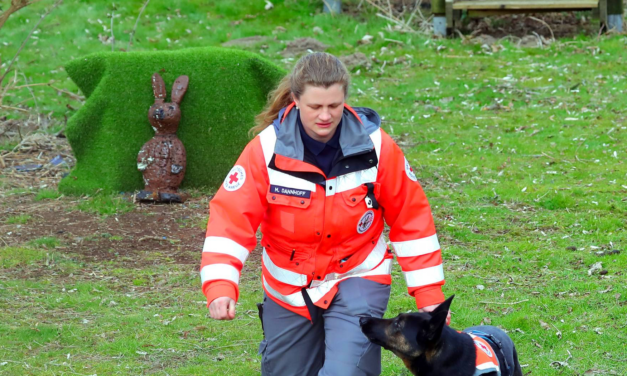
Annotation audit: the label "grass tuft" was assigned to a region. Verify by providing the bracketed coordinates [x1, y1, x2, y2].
[27, 237, 60, 249]
[0, 247, 48, 268]
[5, 214, 31, 224]
[34, 189, 63, 201]
[76, 195, 135, 216]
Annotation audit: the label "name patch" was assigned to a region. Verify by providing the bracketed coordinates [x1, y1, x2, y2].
[270, 185, 311, 198]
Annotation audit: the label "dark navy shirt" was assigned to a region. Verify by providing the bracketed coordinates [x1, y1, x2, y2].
[298, 116, 342, 178]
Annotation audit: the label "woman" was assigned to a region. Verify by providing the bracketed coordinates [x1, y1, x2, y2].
[200, 52, 448, 376]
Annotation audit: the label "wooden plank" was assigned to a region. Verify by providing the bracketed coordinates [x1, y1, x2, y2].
[468, 8, 596, 17]
[454, 0, 599, 10]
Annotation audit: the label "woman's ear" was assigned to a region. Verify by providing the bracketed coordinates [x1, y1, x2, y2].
[152, 73, 166, 101]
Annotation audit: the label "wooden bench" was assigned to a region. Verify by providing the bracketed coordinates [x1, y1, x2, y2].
[445, 0, 608, 30]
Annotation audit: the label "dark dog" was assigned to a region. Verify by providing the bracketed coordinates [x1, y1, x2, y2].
[360, 296, 522, 376]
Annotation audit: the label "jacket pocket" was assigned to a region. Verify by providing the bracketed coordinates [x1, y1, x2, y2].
[342, 184, 368, 207]
[341, 183, 380, 208]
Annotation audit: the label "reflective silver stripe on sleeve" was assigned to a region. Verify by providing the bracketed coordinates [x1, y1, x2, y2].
[392, 234, 440, 258]
[262, 248, 309, 287]
[403, 265, 444, 288]
[200, 264, 240, 285]
[203, 236, 250, 264]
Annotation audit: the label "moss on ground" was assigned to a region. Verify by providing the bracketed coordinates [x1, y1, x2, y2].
[59, 47, 285, 195]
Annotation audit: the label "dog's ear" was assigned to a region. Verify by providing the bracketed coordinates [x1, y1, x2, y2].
[425, 295, 454, 342]
[436, 295, 454, 314]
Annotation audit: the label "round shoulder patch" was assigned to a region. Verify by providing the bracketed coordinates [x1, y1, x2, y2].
[223, 165, 246, 191]
[357, 210, 375, 234]
[404, 157, 417, 182]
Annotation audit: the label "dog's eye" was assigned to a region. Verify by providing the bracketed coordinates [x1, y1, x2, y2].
[394, 320, 401, 330]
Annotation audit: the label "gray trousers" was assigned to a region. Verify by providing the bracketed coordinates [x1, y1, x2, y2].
[258, 278, 391, 376]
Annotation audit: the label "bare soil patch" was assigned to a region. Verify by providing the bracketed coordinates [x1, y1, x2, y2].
[0, 133, 266, 271]
[0, 193, 210, 266]
[464, 12, 598, 39]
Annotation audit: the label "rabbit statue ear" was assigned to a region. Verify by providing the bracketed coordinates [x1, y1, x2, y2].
[152, 73, 167, 101]
[171, 75, 189, 104]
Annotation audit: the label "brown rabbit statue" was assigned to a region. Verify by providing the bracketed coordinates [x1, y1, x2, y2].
[136, 73, 189, 203]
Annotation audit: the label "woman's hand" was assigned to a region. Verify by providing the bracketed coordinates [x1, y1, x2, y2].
[209, 297, 236, 320]
[419, 303, 452, 326]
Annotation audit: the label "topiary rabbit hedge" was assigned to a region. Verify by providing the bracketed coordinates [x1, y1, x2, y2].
[58, 47, 285, 196]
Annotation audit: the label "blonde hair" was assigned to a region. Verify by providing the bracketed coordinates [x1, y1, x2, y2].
[250, 52, 350, 135]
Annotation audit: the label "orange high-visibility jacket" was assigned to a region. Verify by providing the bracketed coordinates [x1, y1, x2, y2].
[201, 104, 445, 319]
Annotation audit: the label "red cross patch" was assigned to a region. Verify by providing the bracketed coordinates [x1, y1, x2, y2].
[223, 165, 246, 191]
[404, 157, 417, 181]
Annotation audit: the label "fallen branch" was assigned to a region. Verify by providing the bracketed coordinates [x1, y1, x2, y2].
[0, 104, 30, 113]
[404, 0, 424, 29]
[20, 72, 40, 117]
[528, 16, 555, 41]
[364, 0, 429, 34]
[479, 299, 529, 305]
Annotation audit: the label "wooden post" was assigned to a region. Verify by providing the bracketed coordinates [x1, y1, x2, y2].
[607, 0, 624, 14]
[432, 0, 447, 36]
[446, 0, 455, 29]
[432, 0, 446, 14]
[607, 0, 623, 31]
[599, 0, 608, 28]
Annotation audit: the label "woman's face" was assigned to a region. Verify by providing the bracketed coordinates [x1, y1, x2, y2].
[294, 83, 345, 143]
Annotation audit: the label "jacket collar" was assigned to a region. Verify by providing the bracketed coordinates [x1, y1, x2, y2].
[274, 103, 374, 161]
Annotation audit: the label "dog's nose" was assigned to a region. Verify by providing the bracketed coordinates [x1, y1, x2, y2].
[359, 317, 371, 327]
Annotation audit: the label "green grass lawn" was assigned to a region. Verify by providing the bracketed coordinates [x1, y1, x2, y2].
[1, 0, 626, 374]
